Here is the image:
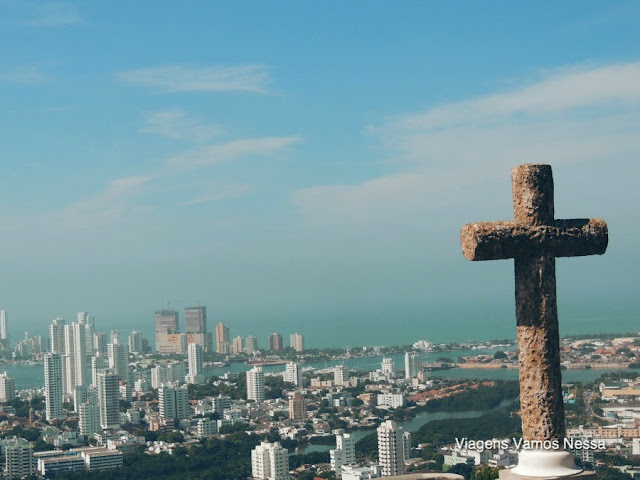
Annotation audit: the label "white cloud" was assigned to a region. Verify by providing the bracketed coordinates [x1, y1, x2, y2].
[115, 64, 271, 93]
[24, 3, 83, 27]
[294, 62, 640, 227]
[167, 136, 300, 169]
[0, 65, 48, 84]
[43, 176, 152, 228]
[182, 184, 255, 206]
[141, 110, 221, 142]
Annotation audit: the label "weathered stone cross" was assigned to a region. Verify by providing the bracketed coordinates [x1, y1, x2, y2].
[460, 164, 607, 444]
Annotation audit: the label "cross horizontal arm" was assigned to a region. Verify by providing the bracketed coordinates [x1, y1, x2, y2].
[461, 218, 607, 261]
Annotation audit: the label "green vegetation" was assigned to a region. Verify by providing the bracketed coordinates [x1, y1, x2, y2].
[419, 380, 519, 412]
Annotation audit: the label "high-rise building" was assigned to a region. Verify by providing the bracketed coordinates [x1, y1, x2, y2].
[0, 310, 9, 349]
[93, 332, 108, 355]
[0, 372, 16, 402]
[44, 353, 64, 421]
[91, 355, 108, 388]
[330, 432, 356, 475]
[97, 370, 120, 430]
[74, 385, 89, 411]
[108, 343, 129, 383]
[49, 318, 66, 354]
[381, 357, 395, 378]
[246, 366, 265, 402]
[251, 442, 289, 480]
[232, 336, 244, 354]
[186, 343, 204, 385]
[284, 362, 302, 387]
[79, 401, 100, 437]
[128, 331, 144, 354]
[268, 333, 283, 352]
[288, 394, 306, 421]
[334, 365, 348, 387]
[78, 313, 95, 356]
[185, 306, 207, 334]
[215, 322, 230, 354]
[184, 306, 212, 351]
[403, 431, 411, 461]
[377, 420, 406, 477]
[110, 330, 120, 345]
[289, 333, 304, 352]
[158, 383, 189, 421]
[155, 309, 180, 354]
[72, 322, 89, 388]
[404, 352, 420, 380]
[4, 437, 35, 478]
[150, 362, 186, 389]
[245, 335, 258, 354]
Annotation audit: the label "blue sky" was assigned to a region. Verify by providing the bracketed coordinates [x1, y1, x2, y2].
[1, 1, 640, 347]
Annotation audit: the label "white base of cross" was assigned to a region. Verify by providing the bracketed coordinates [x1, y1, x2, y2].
[499, 449, 594, 480]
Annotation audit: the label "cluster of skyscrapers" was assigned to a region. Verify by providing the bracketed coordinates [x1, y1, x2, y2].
[213, 321, 305, 355]
[44, 313, 132, 431]
[155, 306, 211, 354]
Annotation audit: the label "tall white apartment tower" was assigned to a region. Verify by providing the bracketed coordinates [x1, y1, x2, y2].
[251, 442, 289, 480]
[128, 331, 144, 354]
[284, 362, 302, 387]
[381, 357, 396, 378]
[44, 353, 64, 421]
[245, 335, 258, 354]
[232, 336, 244, 354]
[97, 370, 120, 430]
[72, 322, 88, 388]
[246, 366, 265, 402]
[108, 342, 129, 383]
[159, 383, 189, 420]
[79, 401, 100, 437]
[289, 333, 304, 352]
[91, 355, 108, 387]
[377, 420, 406, 477]
[49, 318, 66, 354]
[334, 365, 348, 387]
[94, 332, 108, 355]
[330, 432, 356, 474]
[0, 372, 16, 402]
[78, 312, 95, 356]
[4, 437, 35, 479]
[0, 310, 9, 349]
[186, 343, 204, 384]
[404, 352, 420, 380]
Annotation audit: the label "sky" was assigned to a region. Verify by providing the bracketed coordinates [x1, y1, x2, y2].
[1, 1, 640, 348]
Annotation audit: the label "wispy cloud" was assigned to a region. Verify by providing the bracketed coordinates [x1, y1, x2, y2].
[45, 176, 152, 228]
[181, 184, 255, 206]
[294, 62, 640, 226]
[115, 65, 271, 93]
[167, 136, 300, 169]
[0, 65, 49, 84]
[23, 2, 83, 27]
[382, 62, 640, 136]
[141, 110, 222, 142]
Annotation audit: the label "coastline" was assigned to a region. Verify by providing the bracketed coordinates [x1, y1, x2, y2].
[459, 362, 632, 370]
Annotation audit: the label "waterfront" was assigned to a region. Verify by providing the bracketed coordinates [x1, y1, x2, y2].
[5, 345, 628, 391]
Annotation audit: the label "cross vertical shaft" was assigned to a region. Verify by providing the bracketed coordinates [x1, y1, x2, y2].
[513, 166, 565, 442]
[460, 164, 608, 450]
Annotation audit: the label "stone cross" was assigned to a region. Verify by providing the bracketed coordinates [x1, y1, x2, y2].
[460, 164, 607, 443]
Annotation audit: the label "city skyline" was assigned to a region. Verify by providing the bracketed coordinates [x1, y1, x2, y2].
[1, 2, 640, 347]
